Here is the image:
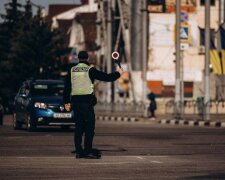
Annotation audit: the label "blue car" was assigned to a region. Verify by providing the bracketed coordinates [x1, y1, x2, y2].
[13, 79, 74, 131]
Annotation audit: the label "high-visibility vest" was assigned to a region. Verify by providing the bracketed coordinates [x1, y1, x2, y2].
[71, 63, 94, 95]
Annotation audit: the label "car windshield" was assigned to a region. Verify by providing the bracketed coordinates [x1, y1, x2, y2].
[31, 82, 64, 97]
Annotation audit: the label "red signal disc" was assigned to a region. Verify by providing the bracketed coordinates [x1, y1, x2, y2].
[112, 52, 119, 59]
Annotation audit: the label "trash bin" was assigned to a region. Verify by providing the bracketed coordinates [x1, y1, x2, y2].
[196, 97, 204, 115]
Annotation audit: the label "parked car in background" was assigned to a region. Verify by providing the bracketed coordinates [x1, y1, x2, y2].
[0, 97, 4, 125]
[13, 79, 74, 131]
[3, 94, 16, 114]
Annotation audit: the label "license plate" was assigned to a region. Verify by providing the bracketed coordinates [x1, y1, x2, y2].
[53, 113, 72, 118]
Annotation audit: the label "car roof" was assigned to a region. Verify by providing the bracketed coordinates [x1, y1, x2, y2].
[33, 79, 63, 84]
[29, 79, 64, 85]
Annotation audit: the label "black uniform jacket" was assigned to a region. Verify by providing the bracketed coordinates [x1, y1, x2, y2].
[63, 62, 120, 104]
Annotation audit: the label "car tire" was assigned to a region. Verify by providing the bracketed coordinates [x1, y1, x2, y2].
[61, 125, 70, 130]
[13, 113, 22, 130]
[26, 114, 36, 132]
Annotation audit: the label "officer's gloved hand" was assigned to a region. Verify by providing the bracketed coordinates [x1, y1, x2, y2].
[65, 103, 71, 111]
[118, 68, 124, 75]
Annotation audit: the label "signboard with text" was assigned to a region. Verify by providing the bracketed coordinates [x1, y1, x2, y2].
[167, 0, 196, 13]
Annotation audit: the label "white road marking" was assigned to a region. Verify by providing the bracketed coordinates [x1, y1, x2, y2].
[134, 156, 144, 160]
[7, 156, 165, 165]
[153, 156, 168, 158]
[79, 162, 137, 165]
[15, 156, 74, 159]
[12, 155, 168, 159]
[151, 161, 162, 164]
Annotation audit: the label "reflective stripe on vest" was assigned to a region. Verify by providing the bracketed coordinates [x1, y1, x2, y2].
[71, 63, 94, 95]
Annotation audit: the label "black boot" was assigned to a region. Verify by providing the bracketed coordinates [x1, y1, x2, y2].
[91, 148, 102, 155]
[76, 153, 85, 159]
[84, 152, 101, 159]
[75, 149, 85, 159]
[84, 149, 101, 159]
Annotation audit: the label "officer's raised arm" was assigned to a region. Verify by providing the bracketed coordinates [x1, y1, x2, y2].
[89, 67, 122, 82]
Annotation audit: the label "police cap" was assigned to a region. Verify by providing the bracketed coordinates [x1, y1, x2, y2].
[78, 51, 89, 60]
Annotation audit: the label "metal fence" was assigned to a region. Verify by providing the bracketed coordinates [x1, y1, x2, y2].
[95, 100, 225, 120]
[165, 99, 225, 120]
[95, 102, 145, 116]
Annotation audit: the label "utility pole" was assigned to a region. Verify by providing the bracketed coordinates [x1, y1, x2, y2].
[117, 0, 136, 103]
[218, 0, 223, 100]
[219, 0, 222, 26]
[142, 0, 148, 117]
[224, 0, 225, 22]
[100, 0, 107, 70]
[219, 0, 222, 49]
[180, 51, 184, 115]
[204, 0, 210, 120]
[107, 0, 112, 103]
[175, 0, 181, 118]
[96, 0, 101, 68]
[111, 0, 116, 103]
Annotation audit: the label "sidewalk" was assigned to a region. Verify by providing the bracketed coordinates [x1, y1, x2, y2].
[95, 103, 225, 128]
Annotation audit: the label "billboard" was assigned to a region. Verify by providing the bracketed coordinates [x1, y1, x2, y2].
[166, 0, 196, 13]
[148, 0, 196, 13]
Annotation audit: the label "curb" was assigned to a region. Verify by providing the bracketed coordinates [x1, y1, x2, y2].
[96, 115, 225, 128]
[96, 115, 139, 122]
[159, 119, 225, 128]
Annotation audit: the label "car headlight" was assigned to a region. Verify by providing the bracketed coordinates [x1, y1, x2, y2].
[34, 102, 47, 109]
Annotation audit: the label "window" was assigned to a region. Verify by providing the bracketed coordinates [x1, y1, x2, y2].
[148, 0, 166, 13]
[31, 83, 64, 96]
[162, 0, 196, 13]
[148, 0, 165, 5]
[199, 28, 215, 48]
[200, 0, 215, 6]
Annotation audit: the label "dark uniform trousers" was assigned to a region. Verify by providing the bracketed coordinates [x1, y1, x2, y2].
[72, 102, 95, 154]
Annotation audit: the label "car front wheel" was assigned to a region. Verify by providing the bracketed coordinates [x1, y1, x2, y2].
[13, 113, 22, 130]
[61, 125, 70, 130]
[26, 114, 36, 132]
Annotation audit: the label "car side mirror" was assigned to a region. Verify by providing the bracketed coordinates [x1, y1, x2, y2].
[19, 88, 29, 98]
[19, 93, 27, 98]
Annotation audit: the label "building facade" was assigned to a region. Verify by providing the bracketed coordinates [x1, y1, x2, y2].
[147, 0, 225, 100]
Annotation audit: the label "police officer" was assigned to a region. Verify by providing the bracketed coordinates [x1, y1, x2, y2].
[64, 51, 123, 159]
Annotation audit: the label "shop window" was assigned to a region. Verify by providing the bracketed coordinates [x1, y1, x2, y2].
[200, 0, 215, 6]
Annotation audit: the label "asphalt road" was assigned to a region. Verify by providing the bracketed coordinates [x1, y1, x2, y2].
[0, 115, 225, 180]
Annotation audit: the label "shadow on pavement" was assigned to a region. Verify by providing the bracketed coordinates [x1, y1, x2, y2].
[18, 127, 75, 133]
[180, 173, 225, 180]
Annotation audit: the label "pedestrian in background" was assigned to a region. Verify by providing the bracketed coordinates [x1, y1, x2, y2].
[63, 51, 123, 159]
[147, 92, 157, 119]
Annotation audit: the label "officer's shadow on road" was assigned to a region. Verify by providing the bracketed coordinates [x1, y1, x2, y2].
[21, 127, 75, 133]
[179, 173, 225, 180]
[71, 147, 127, 154]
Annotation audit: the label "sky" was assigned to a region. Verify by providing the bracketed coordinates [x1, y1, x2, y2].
[0, 0, 81, 18]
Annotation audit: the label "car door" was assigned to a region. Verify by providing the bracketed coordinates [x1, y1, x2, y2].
[14, 85, 30, 123]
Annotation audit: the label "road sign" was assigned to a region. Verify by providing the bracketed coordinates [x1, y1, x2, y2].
[180, 24, 191, 43]
[180, 11, 188, 24]
[174, 24, 192, 43]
